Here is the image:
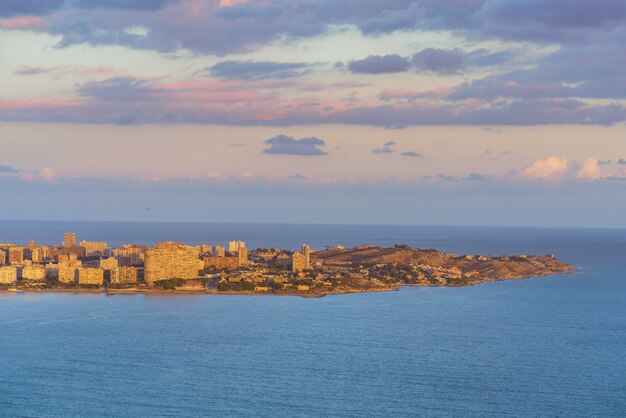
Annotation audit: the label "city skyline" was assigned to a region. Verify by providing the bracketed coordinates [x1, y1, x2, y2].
[1, 1, 625, 227]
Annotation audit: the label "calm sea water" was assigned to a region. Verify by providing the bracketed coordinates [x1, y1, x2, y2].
[0, 221, 625, 417]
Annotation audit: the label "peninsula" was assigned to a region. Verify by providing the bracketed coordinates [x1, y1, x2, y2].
[0, 233, 574, 297]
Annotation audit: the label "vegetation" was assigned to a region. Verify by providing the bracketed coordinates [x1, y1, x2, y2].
[154, 278, 186, 289]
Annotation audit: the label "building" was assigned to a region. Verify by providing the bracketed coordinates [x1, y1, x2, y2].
[112, 244, 145, 266]
[292, 251, 306, 272]
[0, 250, 5, 266]
[0, 266, 17, 284]
[9, 247, 24, 264]
[99, 257, 119, 270]
[22, 265, 46, 281]
[77, 267, 104, 286]
[237, 247, 249, 267]
[228, 241, 246, 253]
[109, 266, 138, 285]
[80, 241, 108, 257]
[144, 242, 204, 286]
[58, 254, 82, 268]
[204, 256, 239, 270]
[212, 246, 225, 257]
[52, 246, 86, 260]
[31, 246, 50, 263]
[45, 264, 59, 280]
[63, 232, 77, 248]
[58, 267, 77, 284]
[301, 244, 311, 270]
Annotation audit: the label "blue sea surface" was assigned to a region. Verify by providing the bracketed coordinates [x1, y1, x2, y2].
[0, 221, 625, 417]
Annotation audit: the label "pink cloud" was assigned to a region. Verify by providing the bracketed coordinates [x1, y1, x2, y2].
[0, 16, 43, 29]
[0, 98, 82, 110]
[20, 167, 59, 183]
[379, 86, 453, 101]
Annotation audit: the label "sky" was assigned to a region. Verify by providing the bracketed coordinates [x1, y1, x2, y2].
[0, 0, 625, 227]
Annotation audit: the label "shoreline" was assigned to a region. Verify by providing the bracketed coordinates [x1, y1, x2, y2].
[0, 269, 576, 298]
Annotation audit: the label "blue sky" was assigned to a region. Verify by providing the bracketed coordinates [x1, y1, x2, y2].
[0, 1, 625, 226]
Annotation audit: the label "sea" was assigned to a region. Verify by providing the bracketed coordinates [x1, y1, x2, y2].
[0, 220, 625, 417]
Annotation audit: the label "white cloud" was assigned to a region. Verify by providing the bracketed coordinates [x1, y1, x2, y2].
[21, 167, 58, 183]
[576, 158, 602, 180]
[520, 156, 571, 181]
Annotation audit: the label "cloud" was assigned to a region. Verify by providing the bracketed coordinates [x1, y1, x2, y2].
[347, 54, 411, 74]
[385, 124, 407, 130]
[372, 141, 396, 154]
[38, 166, 58, 182]
[0, 15, 44, 28]
[401, 151, 423, 158]
[463, 48, 516, 67]
[0, 0, 179, 17]
[208, 60, 309, 80]
[466, 173, 488, 181]
[4, 89, 626, 126]
[576, 158, 602, 180]
[20, 166, 59, 183]
[514, 156, 626, 183]
[0, 165, 19, 173]
[14, 65, 116, 76]
[520, 156, 572, 181]
[14, 66, 50, 75]
[263, 134, 328, 156]
[358, 2, 422, 34]
[477, 0, 626, 42]
[379, 87, 453, 101]
[412, 48, 464, 74]
[0, 0, 63, 18]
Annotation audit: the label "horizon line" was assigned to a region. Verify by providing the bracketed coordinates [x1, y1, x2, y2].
[0, 218, 624, 231]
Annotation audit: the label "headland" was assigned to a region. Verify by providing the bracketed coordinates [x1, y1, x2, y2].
[0, 233, 575, 297]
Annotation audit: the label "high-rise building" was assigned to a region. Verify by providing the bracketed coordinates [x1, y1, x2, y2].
[99, 257, 118, 270]
[109, 266, 138, 285]
[112, 244, 145, 266]
[237, 247, 249, 267]
[22, 265, 46, 281]
[292, 251, 306, 272]
[77, 267, 104, 286]
[212, 246, 226, 257]
[63, 232, 77, 248]
[80, 241, 108, 257]
[58, 267, 77, 284]
[203, 256, 238, 270]
[0, 266, 17, 284]
[31, 246, 50, 263]
[9, 247, 24, 264]
[144, 242, 204, 285]
[229, 241, 246, 253]
[301, 244, 311, 270]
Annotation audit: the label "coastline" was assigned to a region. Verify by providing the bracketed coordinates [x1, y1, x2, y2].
[0, 268, 576, 298]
